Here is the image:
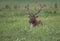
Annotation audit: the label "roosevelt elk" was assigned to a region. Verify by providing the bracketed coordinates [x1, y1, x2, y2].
[25, 4, 43, 28]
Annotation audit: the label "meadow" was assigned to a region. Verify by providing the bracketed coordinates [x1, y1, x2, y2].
[0, 0, 60, 41]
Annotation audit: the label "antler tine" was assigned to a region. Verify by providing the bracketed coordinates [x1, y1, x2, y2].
[25, 4, 31, 15]
[27, 9, 35, 16]
[25, 8, 34, 16]
[34, 8, 41, 15]
[33, 4, 43, 15]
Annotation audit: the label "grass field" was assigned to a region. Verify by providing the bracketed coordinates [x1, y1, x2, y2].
[0, 11, 60, 41]
[0, 0, 60, 41]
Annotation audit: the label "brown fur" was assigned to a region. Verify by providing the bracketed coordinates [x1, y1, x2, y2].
[29, 15, 42, 28]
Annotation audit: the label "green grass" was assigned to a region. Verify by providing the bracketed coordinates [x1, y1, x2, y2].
[0, 11, 60, 41]
[0, 0, 60, 41]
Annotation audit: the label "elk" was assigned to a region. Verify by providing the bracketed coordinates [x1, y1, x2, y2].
[25, 4, 43, 28]
[28, 14, 43, 28]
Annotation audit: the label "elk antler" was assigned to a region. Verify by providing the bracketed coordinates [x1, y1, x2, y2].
[34, 9, 41, 15]
[25, 4, 42, 16]
[33, 6, 42, 15]
[25, 4, 32, 15]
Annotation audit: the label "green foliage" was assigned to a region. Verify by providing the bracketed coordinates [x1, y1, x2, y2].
[54, 3, 58, 8]
[14, 5, 17, 9]
[5, 5, 10, 9]
[5, 5, 9, 8]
